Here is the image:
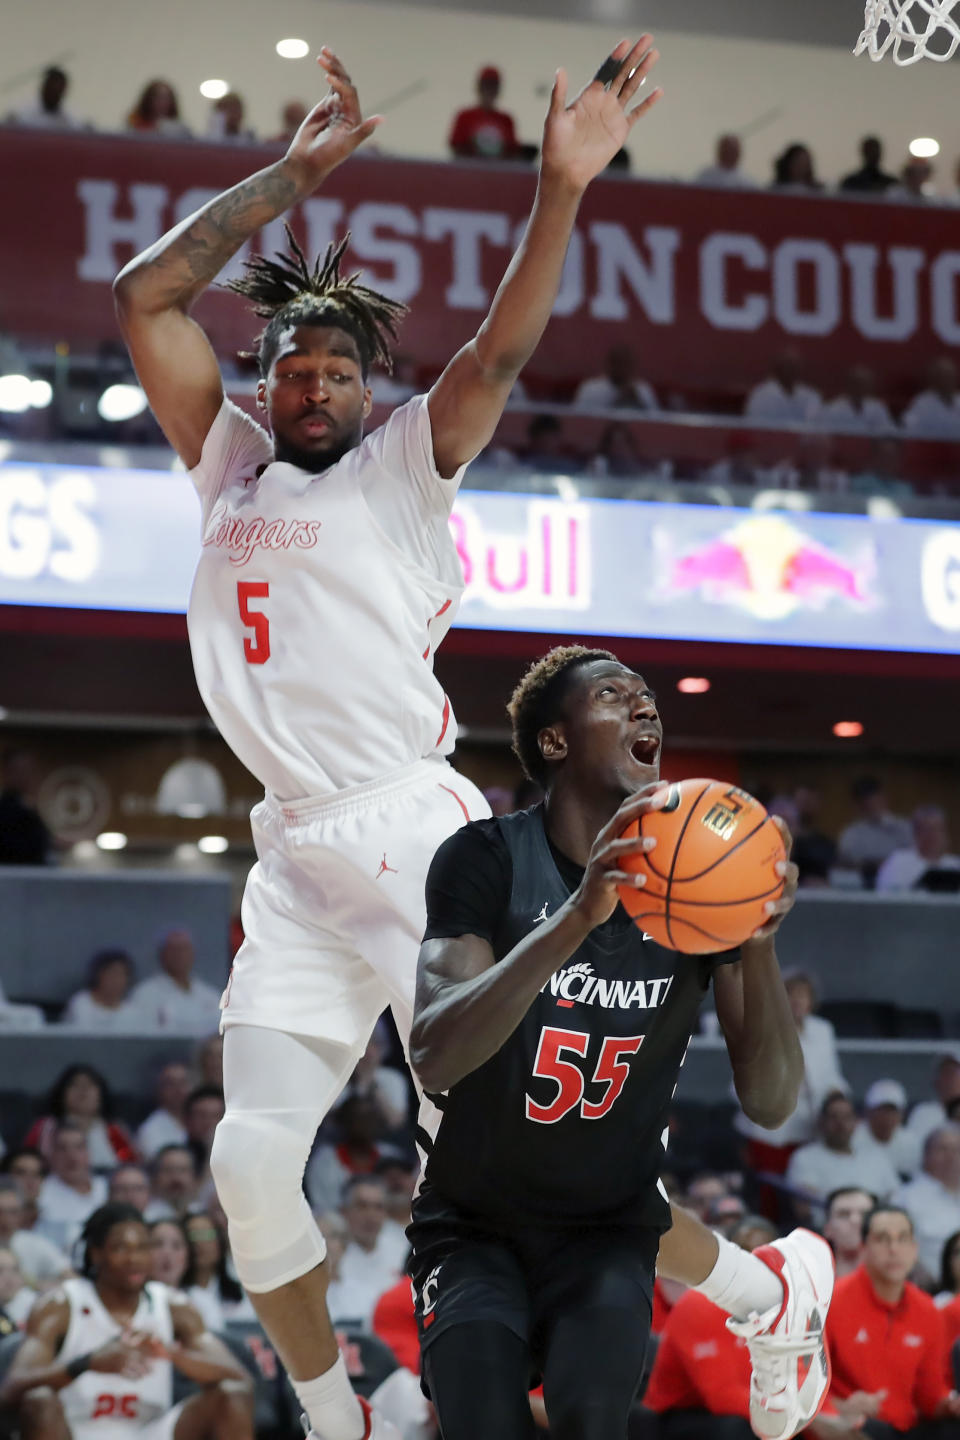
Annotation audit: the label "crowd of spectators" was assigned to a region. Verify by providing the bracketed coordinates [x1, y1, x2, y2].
[7, 64, 959, 208]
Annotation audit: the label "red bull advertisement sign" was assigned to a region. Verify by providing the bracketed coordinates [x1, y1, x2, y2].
[2, 458, 960, 654]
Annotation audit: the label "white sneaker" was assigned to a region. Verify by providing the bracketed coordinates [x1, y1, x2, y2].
[727, 1227, 834, 1440]
[301, 1398, 402, 1440]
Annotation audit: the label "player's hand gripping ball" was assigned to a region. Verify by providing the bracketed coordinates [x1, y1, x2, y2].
[617, 779, 786, 952]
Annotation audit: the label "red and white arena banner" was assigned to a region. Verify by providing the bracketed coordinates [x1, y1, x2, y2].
[3, 129, 959, 398]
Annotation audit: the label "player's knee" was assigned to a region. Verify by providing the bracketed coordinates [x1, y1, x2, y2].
[210, 1112, 310, 1225]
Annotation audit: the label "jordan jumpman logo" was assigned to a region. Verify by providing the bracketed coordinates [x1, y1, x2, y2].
[376, 853, 398, 879]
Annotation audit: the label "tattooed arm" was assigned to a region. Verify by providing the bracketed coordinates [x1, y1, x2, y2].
[113, 48, 380, 467]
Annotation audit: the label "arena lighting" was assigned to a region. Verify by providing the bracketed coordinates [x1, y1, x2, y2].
[909, 137, 940, 158]
[833, 720, 864, 738]
[198, 835, 229, 854]
[200, 78, 229, 100]
[0, 374, 33, 413]
[95, 831, 128, 850]
[276, 38, 309, 58]
[28, 379, 53, 408]
[676, 677, 711, 694]
[97, 383, 148, 422]
[156, 757, 227, 819]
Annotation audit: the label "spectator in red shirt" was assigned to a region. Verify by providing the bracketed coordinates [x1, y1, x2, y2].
[821, 1204, 960, 1438]
[449, 66, 518, 161]
[645, 1216, 777, 1440]
[25, 1064, 138, 1171]
[373, 1275, 420, 1374]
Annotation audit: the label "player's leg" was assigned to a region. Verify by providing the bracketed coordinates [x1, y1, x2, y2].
[422, 1324, 537, 1440]
[167, 1379, 255, 1440]
[411, 1229, 535, 1440]
[17, 1388, 71, 1440]
[659, 1203, 783, 1317]
[537, 1233, 656, 1440]
[660, 1204, 834, 1440]
[209, 1023, 372, 1440]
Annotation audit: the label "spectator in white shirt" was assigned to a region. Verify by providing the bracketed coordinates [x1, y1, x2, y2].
[893, 1124, 960, 1282]
[820, 365, 895, 433]
[821, 1186, 876, 1279]
[786, 1092, 899, 1223]
[107, 1164, 151, 1214]
[902, 356, 960, 437]
[0, 1150, 47, 1234]
[7, 66, 85, 131]
[853, 1079, 922, 1178]
[744, 349, 822, 424]
[333, 1177, 404, 1331]
[573, 344, 658, 413]
[182, 1211, 255, 1328]
[907, 1051, 960, 1149]
[0, 1179, 70, 1290]
[735, 968, 847, 1167]
[876, 805, 960, 892]
[35, 1122, 107, 1251]
[129, 928, 222, 1034]
[143, 1143, 201, 1221]
[136, 1061, 191, 1158]
[837, 774, 912, 888]
[694, 132, 756, 189]
[61, 948, 138, 1030]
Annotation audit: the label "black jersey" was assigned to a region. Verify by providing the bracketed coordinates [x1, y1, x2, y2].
[413, 804, 736, 1232]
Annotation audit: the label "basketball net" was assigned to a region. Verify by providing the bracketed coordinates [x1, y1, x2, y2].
[855, 0, 960, 63]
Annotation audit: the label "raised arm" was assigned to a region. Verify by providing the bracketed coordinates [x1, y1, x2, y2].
[427, 37, 663, 478]
[112, 48, 380, 468]
[410, 787, 664, 1093]
[713, 819, 804, 1129]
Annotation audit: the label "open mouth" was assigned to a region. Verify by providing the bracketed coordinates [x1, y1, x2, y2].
[630, 734, 661, 766]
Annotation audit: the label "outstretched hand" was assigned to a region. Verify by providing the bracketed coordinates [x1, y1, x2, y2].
[541, 36, 663, 194]
[285, 47, 382, 187]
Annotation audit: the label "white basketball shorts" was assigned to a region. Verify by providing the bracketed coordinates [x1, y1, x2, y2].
[220, 755, 489, 1055]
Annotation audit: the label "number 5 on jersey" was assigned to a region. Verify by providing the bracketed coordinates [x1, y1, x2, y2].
[237, 581, 270, 664]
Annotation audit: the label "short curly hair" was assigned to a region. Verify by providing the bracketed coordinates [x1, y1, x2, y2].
[507, 645, 619, 788]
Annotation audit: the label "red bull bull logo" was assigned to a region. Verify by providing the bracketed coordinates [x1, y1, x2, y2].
[657, 514, 877, 622]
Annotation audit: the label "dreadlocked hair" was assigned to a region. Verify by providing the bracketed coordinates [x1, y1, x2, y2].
[79, 1203, 145, 1277]
[508, 646, 619, 789]
[223, 226, 407, 377]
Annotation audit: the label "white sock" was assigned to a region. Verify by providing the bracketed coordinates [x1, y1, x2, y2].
[295, 1356, 365, 1440]
[695, 1232, 784, 1321]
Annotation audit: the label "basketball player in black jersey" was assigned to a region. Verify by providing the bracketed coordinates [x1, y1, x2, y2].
[407, 646, 835, 1440]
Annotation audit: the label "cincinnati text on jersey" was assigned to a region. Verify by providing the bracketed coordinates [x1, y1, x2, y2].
[542, 961, 675, 1010]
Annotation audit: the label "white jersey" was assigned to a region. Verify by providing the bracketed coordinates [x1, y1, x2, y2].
[57, 1277, 174, 1432]
[187, 396, 468, 801]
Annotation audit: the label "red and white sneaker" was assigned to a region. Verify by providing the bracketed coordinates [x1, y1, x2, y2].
[301, 1397, 401, 1440]
[727, 1228, 835, 1440]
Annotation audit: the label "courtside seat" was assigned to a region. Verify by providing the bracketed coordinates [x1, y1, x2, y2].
[818, 999, 898, 1038]
[893, 1006, 943, 1039]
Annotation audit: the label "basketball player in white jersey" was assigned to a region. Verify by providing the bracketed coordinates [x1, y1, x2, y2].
[0, 1204, 252, 1440]
[112, 37, 663, 1440]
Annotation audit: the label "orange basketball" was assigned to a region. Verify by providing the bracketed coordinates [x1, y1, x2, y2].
[616, 778, 786, 953]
